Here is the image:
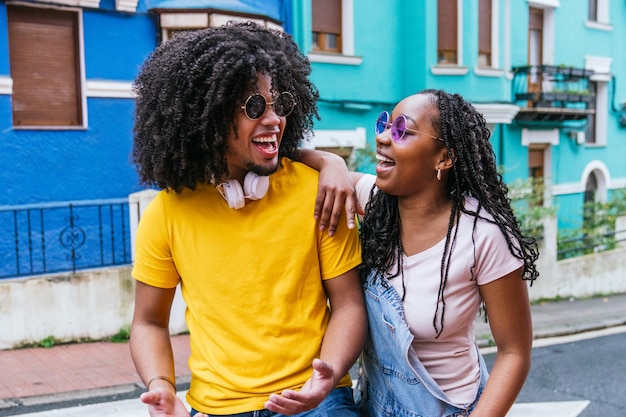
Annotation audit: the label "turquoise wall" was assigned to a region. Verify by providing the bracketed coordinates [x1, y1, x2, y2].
[300, 0, 626, 236]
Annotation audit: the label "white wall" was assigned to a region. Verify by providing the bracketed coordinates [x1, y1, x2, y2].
[0, 266, 135, 350]
[529, 216, 626, 300]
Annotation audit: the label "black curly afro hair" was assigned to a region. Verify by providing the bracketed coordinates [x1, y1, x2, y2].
[132, 21, 319, 193]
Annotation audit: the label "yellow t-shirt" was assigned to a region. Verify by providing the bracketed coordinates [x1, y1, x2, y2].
[132, 159, 361, 414]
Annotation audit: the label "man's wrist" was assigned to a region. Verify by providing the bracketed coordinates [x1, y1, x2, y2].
[146, 375, 176, 392]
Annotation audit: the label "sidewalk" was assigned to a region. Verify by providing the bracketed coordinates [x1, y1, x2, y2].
[1, 293, 625, 416]
[475, 292, 626, 348]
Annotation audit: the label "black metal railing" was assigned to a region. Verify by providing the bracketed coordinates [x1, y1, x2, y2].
[0, 199, 134, 279]
[557, 228, 626, 260]
[511, 64, 595, 123]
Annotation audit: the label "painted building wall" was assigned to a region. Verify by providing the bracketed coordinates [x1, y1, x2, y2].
[0, 1, 156, 206]
[299, 0, 527, 172]
[300, 0, 626, 234]
[543, 1, 626, 230]
[0, 0, 291, 278]
[1, 0, 625, 278]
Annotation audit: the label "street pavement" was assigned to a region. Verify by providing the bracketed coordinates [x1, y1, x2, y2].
[1, 293, 625, 417]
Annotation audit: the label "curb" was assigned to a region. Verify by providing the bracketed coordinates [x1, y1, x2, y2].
[0, 378, 191, 417]
[476, 318, 626, 349]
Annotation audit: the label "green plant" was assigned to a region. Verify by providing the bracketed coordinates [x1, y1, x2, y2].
[348, 143, 377, 171]
[508, 176, 557, 239]
[557, 187, 626, 259]
[39, 335, 57, 348]
[109, 325, 131, 343]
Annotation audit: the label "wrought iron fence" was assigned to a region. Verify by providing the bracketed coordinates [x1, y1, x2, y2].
[557, 228, 626, 260]
[0, 199, 134, 279]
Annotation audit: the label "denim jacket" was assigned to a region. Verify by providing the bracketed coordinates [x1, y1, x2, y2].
[354, 272, 488, 417]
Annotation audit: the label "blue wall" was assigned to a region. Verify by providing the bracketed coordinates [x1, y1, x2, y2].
[0, 3, 157, 206]
[0, 1, 156, 277]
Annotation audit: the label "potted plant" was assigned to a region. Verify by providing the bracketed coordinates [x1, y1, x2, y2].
[541, 64, 558, 75]
[569, 67, 586, 78]
[552, 89, 569, 101]
[539, 92, 557, 102]
[512, 65, 532, 74]
[515, 92, 536, 101]
[579, 92, 595, 103]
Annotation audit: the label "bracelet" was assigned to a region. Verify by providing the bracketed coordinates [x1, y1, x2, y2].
[146, 375, 176, 391]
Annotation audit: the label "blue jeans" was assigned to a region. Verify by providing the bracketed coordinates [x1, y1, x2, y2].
[190, 386, 358, 417]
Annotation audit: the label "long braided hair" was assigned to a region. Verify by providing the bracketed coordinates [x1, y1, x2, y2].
[132, 21, 319, 193]
[359, 89, 539, 336]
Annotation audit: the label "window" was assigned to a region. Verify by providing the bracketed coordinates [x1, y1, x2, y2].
[585, 81, 597, 144]
[312, 0, 342, 53]
[583, 171, 598, 228]
[438, 0, 458, 64]
[303, 127, 366, 167]
[158, 12, 281, 42]
[478, 0, 492, 67]
[7, 5, 83, 127]
[528, 148, 545, 206]
[527, 7, 544, 97]
[586, 0, 610, 27]
[585, 82, 596, 143]
[588, 0, 598, 21]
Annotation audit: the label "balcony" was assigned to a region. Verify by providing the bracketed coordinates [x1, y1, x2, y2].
[512, 65, 595, 123]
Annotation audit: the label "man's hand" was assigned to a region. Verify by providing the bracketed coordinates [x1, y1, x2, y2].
[264, 359, 336, 415]
[140, 387, 191, 417]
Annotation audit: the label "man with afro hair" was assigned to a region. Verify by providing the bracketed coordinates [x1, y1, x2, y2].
[129, 21, 366, 417]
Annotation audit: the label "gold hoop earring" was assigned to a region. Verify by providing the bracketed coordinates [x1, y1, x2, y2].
[437, 169, 441, 181]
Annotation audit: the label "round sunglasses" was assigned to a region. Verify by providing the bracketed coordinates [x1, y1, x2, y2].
[375, 111, 442, 142]
[240, 92, 296, 120]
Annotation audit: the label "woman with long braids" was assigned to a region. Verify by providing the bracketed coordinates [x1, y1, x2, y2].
[302, 89, 539, 416]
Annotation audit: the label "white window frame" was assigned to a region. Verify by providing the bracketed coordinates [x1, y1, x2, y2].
[527, 1, 557, 66]
[585, 56, 612, 147]
[553, 160, 626, 196]
[586, 0, 612, 29]
[7, 2, 88, 129]
[475, 0, 503, 76]
[432, 0, 468, 76]
[27, 0, 100, 7]
[27, 0, 142, 12]
[308, 0, 361, 66]
[0, 76, 12, 95]
[477, 0, 499, 68]
[301, 127, 366, 163]
[158, 12, 282, 42]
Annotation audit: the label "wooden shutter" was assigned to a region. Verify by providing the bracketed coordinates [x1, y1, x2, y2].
[8, 6, 82, 127]
[438, 0, 458, 52]
[312, 0, 341, 35]
[529, 7, 543, 30]
[528, 149, 543, 170]
[478, 0, 492, 59]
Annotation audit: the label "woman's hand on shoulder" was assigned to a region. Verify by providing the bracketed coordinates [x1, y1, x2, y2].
[298, 148, 363, 236]
[315, 165, 364, 236]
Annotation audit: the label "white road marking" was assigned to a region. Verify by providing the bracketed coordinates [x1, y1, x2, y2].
[14, 395, 591, 417]
[507, 401, 590, 416]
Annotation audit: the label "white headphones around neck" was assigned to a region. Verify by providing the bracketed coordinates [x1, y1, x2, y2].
[217, 172, 269, 209]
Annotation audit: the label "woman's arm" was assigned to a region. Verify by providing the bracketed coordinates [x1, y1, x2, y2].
[470, 267, 532, 417]
[297, 148, 364, 236]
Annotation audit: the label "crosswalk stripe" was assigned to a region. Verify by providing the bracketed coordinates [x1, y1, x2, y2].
[507, 401, 590, 417]
[14, 396, 591, 417]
